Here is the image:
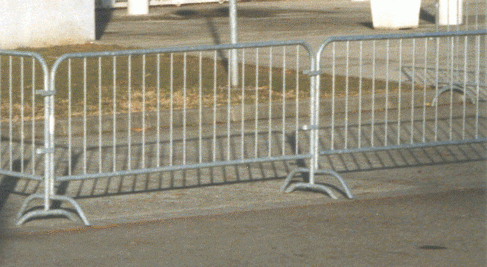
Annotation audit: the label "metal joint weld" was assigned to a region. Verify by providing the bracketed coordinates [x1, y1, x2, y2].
[303, 70, 323, 76]
[36, 148, 54, 155]
[301, 125, 320, 131]
[36, 90, 56, 96]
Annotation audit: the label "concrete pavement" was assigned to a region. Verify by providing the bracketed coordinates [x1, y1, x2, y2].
[96, 0, 441, 50]
[1, 186, 485, 266]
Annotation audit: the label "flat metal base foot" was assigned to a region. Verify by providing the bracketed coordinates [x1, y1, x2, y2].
[16, 193, 91, 226]
[284, 182, 339, 199]
[281, 167, 353, 199]
[431, 87, 476, 106]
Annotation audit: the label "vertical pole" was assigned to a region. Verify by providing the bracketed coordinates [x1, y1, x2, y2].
[309, 72, 317, 186]
[229, 0, 238, 87]
[46, 61, 57, 211]
[309, 55, 319, 186]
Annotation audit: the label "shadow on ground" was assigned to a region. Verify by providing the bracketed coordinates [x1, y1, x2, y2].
[171, 7, 277, 20]
[96, 8, 114, 40]
[0, 160, 22, 262]
[420, 7, 436, 24]
[3, 120, 486, 200]
[0, 117, 485, 227]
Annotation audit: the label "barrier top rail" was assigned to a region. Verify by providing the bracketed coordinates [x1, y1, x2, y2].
[49, 40, 316, 94]
[0, 49, 50, 79]
[317, 29, 487, 58]
[50, 40, 314, 66]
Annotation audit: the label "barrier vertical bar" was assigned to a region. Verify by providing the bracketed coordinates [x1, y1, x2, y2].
[410, 39, 416, 144]
[358, 41, 363, 148]
[268, 47, 273, 158]
[127, 55, 132, 170]
[156, 54, 161, 167]
[212, 51, 217, 162]
[226, 50, 231, 161]
[31, 58, 36, 175]
[331, 43, 336, 150]
[435, 37, 440, 142]
[241, 49, 246, 160]
[254, 48, 260, 158]
[397, 39, 403, 145]
[385, 40, 390, 146]
[9, 56, 13, 171]
[170, 53, 174, 166]
[474, 35, 480, 139]
[282, 46, 287, 155]
[449, 36, 454, 141]
[183, 53, 187, 165]
[83, 58, 88, 174]
[462, 36, 468, 139]
[344, 41, 350, 149]
[198, 52, 203, 164]
[422, 39, 428, 143]
[20, 57, 25, 172]
[295, 46, 300, 154]
[98, 57, 103, 173]
[371, 41, 376, 147]
[112, 56, 118, 172]
[68, 59, 73, 175]
[142, 55, 146, 169]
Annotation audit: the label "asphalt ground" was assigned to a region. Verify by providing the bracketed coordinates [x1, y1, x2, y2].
[0, 0, 486, 265]
[1, 188, 485, 266]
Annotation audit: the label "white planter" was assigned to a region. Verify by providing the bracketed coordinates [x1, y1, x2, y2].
[371, 0, 421, 29]
[128, 0, 149, 15]
[439, 0, 463, 25]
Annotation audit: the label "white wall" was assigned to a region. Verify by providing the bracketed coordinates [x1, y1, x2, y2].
[0, 0, 95, 49]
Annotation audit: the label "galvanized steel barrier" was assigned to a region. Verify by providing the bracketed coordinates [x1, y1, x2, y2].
[5, 30, 487, 226]
[281, 30, 487, 193]
[16, 41, 324, 225]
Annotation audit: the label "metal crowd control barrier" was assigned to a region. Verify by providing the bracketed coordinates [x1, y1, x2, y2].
[9, 30, 487, 226]
[16, 41, 334, 225]
[281, 30, 487, 193]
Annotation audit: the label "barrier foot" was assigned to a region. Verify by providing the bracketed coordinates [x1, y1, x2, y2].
[16, 194, 91, 226]
[281, 167, 353, 199]
[284, 182, 338, 199]
[431, 86, 476, 106]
